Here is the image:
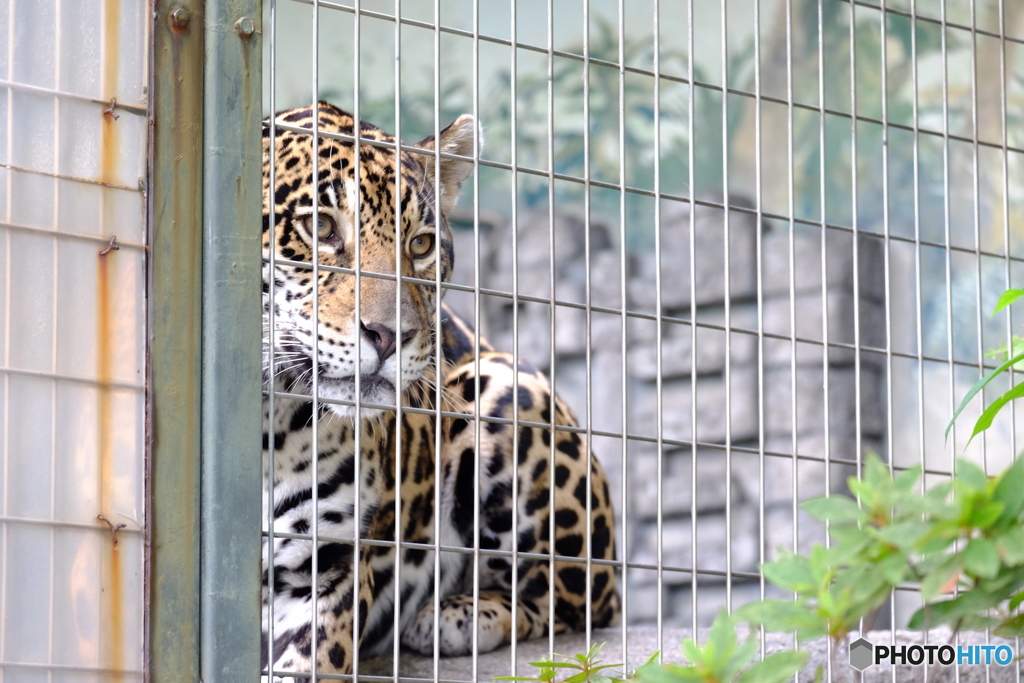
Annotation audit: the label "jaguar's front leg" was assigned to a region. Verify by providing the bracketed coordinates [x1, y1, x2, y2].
[262, 539, 376, 681]
[400, 585, 551, 657]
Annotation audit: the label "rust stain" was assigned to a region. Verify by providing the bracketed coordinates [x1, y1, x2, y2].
[100, 0, 121, 187]
[97, 251, 124, 681]
[98, 1, 123, 678]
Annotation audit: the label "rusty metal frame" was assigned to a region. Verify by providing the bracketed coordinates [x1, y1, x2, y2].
[148, 1, 262, 680]
[148, 2, 205, 680]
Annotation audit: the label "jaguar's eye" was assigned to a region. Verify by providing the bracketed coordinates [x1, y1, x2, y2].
[410, 234, 435, 258]
[299, 213, 337, 240]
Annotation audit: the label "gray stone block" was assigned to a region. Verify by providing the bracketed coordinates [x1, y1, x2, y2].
[633, 367, 760, 445]
[761, 229, 888, 305]
[762, 365, 887, 439]
[763, 503, 829, 558]
[628, 507, 760, 586]
[628, 309, 761, 381]
[628, 200, 761, 312]
[628, 449, 750, 521]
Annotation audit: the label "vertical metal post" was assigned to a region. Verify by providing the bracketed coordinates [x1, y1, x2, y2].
[616, 0, 630, 663]
[508, 1, 520, 675]
[200, 0, 263, 680]
[652, 0, 664, 653]
[148, 2, 205, 680]
[686, 0, 698, 638]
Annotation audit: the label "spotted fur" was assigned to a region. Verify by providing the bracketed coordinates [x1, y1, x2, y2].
[261, 102, 620, 680]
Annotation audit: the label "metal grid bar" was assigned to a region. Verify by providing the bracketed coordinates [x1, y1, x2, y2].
[753, 0, 768, 664]
[938, 2, 967, 676]
[349, 0, 364, 675]
[546, 0, 558, 660]
[652, 0, 664, 653]
[430, 0, 443, 678]
[265, 0, 279, 672]
[720, 0, 735, 621]
[582, 0, 596, 656]
[310, 3, 323, 677]
[616, 0, 630, 664]
[506, 0, 519, 678]
[686, 0, 699, 640]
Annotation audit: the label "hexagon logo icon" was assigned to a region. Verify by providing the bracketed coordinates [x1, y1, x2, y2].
[849, 638, 874, 671]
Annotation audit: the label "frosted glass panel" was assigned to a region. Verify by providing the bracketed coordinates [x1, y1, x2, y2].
[1, 0, 148, 679]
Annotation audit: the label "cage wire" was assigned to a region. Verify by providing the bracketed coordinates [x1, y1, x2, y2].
[259, 0, 1024, 681]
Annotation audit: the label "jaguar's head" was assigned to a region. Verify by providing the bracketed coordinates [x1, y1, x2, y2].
[262, 102, 478, 419]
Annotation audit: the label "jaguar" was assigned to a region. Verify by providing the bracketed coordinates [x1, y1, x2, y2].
[261, 102, 619, 680]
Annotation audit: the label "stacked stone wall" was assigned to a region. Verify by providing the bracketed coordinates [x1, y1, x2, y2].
[447, 197, 886, 626]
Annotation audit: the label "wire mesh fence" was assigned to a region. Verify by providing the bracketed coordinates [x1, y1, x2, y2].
[0, 0, 149, 679]
[257, 0, 1024, 680]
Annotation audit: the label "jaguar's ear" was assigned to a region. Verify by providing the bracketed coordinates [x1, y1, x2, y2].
[415, 114, 482, 215]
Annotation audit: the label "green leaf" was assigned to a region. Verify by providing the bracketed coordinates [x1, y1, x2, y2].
[826, 525, 873, 563]
[634, 662, 703, 683]
[878, 552, 908, 585]
[969, 381, 1024, 445]
[872, 520, 934, 550]
[997, 526, 1024, 566]
[680, 638, 703, 666]
[761, 552, 816, 593]
[991, 457, 1024, 525]
[904, 482, 956, 519]
[1008, 589, 1024, 611]
[954, 613, 1003, 631]
[892, 466, 922, 496]
[495, 677, 540, 681]
[956, 459, 990, 492]
[531, 662, 579, 670]
[564, 672, 589, 683]
[801, 496, 866, 522]
[908, 590, 1005, 630]
[723, 637, 760, 681]
[920, 555, 962, 600]
[847, 477, 874, 503]
[992, 288, 1024, 317]
[588, 664, 623, 674]
[964, 538, 1001, 579]
[994, 612, 1024, 638]
[969, 501, 1005, 530]
[734, 599, 823, 636]
[973, 564, 1024, 595]
[834, 564, 890, 614]
[809, 544, 831, 584]
[588, 675, 613, 683]
[863, 455, 893, 493]
[737, 651, 810, 683]
[707, 610, 737, 658]
[946, 351, 1024, 440]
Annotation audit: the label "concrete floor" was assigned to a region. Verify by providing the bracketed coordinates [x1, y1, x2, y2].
[358, 627, 1022, 682]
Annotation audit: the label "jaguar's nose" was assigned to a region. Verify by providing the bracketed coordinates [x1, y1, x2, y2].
[360, 322, 417, 362]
